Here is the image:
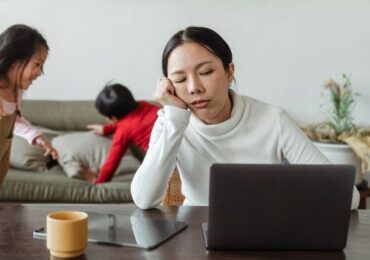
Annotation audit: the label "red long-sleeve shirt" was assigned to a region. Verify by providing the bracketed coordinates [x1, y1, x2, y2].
[95, 101, 159, 184]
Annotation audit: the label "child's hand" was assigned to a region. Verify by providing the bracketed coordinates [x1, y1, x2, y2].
[155, 77, 187, 109]
[34, 135, 59, 160]
[87, 124, 104, 135]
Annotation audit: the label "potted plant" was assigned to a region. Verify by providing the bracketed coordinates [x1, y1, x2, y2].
[303, 74, 369, 184]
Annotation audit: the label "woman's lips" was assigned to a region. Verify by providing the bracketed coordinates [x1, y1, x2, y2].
[191, 100, 209, 109]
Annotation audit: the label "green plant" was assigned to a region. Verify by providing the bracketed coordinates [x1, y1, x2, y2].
[324, 74, 359, 134]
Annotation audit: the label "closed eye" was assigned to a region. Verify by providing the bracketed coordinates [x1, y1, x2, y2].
[174, 78, 186, 83]
[200, 69, 213, 76]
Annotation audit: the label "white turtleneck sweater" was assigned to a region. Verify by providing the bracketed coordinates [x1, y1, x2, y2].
[131, 91, 359, 210]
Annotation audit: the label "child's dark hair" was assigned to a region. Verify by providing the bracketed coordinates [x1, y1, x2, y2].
[162, 26, 233, 76]
[95, 83, 139, 119]
[0, 24, 49, 78]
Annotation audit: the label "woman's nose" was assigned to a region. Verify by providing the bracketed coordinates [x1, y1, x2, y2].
[188, 77, 204, 95]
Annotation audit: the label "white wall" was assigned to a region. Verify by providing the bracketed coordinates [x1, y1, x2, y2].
[1, 0, 369, 125]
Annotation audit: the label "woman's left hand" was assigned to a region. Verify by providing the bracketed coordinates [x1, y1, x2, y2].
[34, 135, 59, 160]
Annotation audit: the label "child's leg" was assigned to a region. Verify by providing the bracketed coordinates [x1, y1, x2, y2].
[79, 168, 97, 184]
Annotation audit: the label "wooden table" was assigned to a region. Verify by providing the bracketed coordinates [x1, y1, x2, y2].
[0, 203, 369, 259]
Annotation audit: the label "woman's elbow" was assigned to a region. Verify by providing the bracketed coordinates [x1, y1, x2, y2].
[133, 198, 158, 210]
[351, 186, 360, 210]
[131, 187, 161, 210]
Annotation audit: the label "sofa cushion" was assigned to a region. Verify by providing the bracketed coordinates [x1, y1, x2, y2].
[0, 166, 134, 202]
[20, 100, 107, 131]
[51, 132, 141, 178]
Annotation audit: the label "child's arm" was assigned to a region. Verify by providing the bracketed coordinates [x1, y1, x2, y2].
[87, 123, 117, 135]
[14, 115, 59, 160]
[95, 130, 129, 184]
[14, 115, 41, 144]
[102, 124, 117, 135]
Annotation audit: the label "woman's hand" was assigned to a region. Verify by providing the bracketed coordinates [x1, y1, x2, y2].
[87, 124, 104, 135]
[155, 77, 187, 109]
[34, 135, 59, 160]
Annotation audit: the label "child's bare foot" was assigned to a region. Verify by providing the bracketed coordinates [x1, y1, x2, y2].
[80, 169, 97, 184]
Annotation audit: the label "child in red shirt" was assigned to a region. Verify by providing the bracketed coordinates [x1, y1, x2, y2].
[86, 83, 159, 184]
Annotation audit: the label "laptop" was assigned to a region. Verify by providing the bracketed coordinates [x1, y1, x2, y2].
[202, 164, 355, 250]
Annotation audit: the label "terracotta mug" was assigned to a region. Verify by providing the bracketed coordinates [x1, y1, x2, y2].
[46, 211, 88, 258]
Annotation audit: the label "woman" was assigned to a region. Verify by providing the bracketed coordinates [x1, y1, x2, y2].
[131, 26, 359, 209]
[0, 24, 58, 188]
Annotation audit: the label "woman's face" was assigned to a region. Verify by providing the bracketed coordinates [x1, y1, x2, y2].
[167, 42, 234, 124]
[8, 45, 48, 91]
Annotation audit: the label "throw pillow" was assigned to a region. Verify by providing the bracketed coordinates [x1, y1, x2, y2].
[51, 132, 141, 178]
[10, 128, 59, 172]
[10, 136, 48, 171]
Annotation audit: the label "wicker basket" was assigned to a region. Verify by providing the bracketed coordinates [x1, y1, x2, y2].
[162, 168, 185, 206]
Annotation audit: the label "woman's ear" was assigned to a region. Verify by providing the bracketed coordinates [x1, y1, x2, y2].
[227, 63, 235, 85]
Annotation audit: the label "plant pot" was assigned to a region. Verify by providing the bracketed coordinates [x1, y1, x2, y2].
[314, 142, 362, 184]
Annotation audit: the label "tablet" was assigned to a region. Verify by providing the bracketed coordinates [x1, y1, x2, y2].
[33, 211, 187, 249]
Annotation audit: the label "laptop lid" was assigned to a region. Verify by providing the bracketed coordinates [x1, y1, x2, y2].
[204, 164, 355, 250]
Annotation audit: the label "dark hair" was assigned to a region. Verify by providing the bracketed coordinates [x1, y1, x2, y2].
[162, 26, 233, 76]
[95, 83, 139, 119]
[0, 24, 49, 81]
